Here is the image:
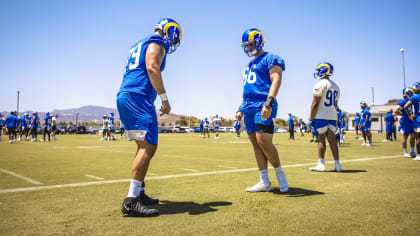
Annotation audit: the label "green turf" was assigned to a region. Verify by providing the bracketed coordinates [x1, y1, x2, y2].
[0, 132, 419, 235]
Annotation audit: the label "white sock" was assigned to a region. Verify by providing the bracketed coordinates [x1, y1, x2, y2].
[274, 166, 283, 175]
[127, 179, 142, 198]
[404, 148, 408, 154]
[259, 169, 270, 185]
[318, 158, 325, 165]
[411, 147, 415, 153]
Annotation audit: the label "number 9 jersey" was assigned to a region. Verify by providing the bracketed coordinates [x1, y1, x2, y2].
[118, 35, 170, 103]
[313, 78, 340, 120]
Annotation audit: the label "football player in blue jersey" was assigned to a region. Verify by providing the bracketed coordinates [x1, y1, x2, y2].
[41, 112, 52, 142]
[309, 62, 342, 172]
[30, 112, 41, 142]
[404, 83, 420, 160]
[108, 112, 116, 141]
[288, 113, 294, 140]
[359, 101, 372, 146]
[117, 18, 182, 216]
[18, 113, 28, 141]
[199, 120, 204, 137]
[3, 111, 19, 144]
[0, 113, 3, 141]
[203, 118, 210, 138]
[384, 109, 395, 142]
[212, 114, 221, 139]
[235, 28, 288, 192]
[354, 112, 361, 140]
[234, 119, 241, 138]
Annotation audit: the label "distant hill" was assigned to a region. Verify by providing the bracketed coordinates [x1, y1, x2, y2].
[2, 105, 186, 126]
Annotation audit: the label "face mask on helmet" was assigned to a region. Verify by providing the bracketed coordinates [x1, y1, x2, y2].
[154, 18, 182, 54]
[241, 29, 264, 57]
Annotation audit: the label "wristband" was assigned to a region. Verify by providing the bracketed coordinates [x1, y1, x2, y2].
[264, 96, 274, 108]
[159, 93, 168, 102]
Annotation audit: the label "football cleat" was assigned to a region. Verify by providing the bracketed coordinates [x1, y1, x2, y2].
[246, 181, 272, 192]
[309, 164, 326, 172]
[241, 28, 264, 57]
[139, 191, 159, 205]
[403, 153, 412, 158]
[334, 163, 342, 172]
[121, 197, 159, 217]
[314, 62, 334, 79]
[413, 156, 420, 161]
[154, 18, 182, 54]
[411, 152, 417, 157]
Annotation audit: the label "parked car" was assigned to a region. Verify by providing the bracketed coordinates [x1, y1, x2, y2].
[56, 125, 67, 134]
[168, 126, 186, 133]
[183, 127, 195, 133]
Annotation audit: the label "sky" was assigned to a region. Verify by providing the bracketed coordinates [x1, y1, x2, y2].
[1, 0, 419, 121]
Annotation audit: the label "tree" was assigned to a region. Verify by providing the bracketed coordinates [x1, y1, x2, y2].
[175, 116, 188, 126]
[160, 122, 166, 126]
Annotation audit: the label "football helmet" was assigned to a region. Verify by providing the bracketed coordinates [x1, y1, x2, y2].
[241, 28, 264, 57]
[154, 18, 182, 54]
[110, 112, 114, 116]
[403, 87, 414, 97]
[103, 115, 107, 119]
[412, 82, 420, 91]
[360, 101, 367, 109]
[46, 112, 50, 116]
[314, 62, 334, 79]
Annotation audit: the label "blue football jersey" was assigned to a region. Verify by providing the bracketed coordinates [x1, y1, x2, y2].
[25, 117, 31, 127]
[409, 94, 420, 117]
[108, 116, 114, 128]
[19, 117, 27, 127]
[4, 115, 18, 128]
[199, 121, 204, 128]
[398, 98, 412, 122]
[385, 113, 394, 127]
[118, 34, 170, 103]
[241, 52, 285, 110]
[43, 116, 52, 128]
[30, 115, 39, 128]
[355, 114, 361, 125]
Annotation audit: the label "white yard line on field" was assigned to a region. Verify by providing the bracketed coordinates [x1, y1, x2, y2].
[147, 173, 157, 176]
[179, 168, 199, 172]
[0, 155, 403, 194]
[217, 166, 238, 169]
[0, 168, 43, 185]
[85, 175, 104, 180]
[170, 155, 255, 164]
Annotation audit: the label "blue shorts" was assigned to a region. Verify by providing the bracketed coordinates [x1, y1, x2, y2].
[360, 122, 371, 132]
[312, 119, 336, 136]
[400, 121, 414, 136]
[243, 103, 277, 134]
[116, 92, 158, 145]
[214, 126, 219, 131]
[199, 127, 203, 132]
[385, 124, 393, 133]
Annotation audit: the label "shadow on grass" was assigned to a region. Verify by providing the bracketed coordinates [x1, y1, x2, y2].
[271, 187, 325, 197]
[326, 169, 367, 173]
[155, 200, 232, 215]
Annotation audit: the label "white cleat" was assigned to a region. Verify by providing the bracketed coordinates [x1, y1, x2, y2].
[413, 156, 420, 161]
[40, 139, 44, 142]
[404, 153, 412, 158]
[215, 137, 220, 139]
[246, 181, 272, 192]
[309, 164, 326, 172]
[9, 140, 13, 144]
[17, 138, 21, 141]
[361, 142, 366, 146]
[366, 143, 372, 147]
[100, 138, 104, 141]
[276, 170, 289, 193]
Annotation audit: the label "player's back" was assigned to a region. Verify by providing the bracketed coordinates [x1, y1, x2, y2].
[119, 35, 170, 103]
[313, 79, 340, 120]
[409, 94, 420, 117]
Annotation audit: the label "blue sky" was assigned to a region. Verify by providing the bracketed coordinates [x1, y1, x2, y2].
[1, 0, 419, 121]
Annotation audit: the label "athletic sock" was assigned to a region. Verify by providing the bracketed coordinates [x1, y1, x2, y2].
[411, 147, 415, 153]
[274, 166, 282, 174]
[404, 148, 408, 154]
[335, 159, 340, 165]
[259, 169, 270, 185]
[127, 179, 142, 198]
[318, 158, 325, 165]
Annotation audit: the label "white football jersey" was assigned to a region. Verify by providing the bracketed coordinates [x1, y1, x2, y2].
[213, 118, 221, 127]
[313, 79, 340, 120]
[102, 119, 109, 129]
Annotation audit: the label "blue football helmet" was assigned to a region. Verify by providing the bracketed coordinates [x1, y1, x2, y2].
[412, 82, 420, 90]
[154, 18, 182, 54]
[360, 101, 367, 109]
[241, 28, 264, 57]
[46, 112, 50, 116]
[314, 62, 334, 79]
[403, 87, 414, 97]
[110, 112, 114, 116]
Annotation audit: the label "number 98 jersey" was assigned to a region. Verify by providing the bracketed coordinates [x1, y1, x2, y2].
[242, 52, 285, 102]
[118, 35, 170, 103]
[313, 78, 340, 120]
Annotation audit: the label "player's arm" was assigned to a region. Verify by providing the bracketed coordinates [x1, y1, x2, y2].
[145, 43, 170, 116]
[310, 96, 321, 121]
[235, 99, 243, 121]
[403, 101, 415, 120]
[261, 65, 282, 120]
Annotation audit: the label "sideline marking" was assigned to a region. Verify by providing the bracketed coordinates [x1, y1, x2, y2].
[170, 155, 254, 164]
[85, 175, 104, 180]
[0, 155, 403, 194]
[0, 168, 43, 185]
[179, 168, 199, 172]
[147, 173, 157, 176]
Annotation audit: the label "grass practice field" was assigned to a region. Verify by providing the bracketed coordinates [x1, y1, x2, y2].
[0, 132, 419, 235]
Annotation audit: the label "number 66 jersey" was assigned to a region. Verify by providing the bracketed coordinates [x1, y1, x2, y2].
[313, 78, 340, 120]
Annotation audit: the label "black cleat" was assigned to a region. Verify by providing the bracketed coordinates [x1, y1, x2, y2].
[121, 197, 159, 217]
[139, 191, 159, 205]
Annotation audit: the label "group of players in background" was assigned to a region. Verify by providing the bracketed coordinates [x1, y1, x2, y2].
[100, 112, 124, 141]
[198, 115, 242, 139]
[0, 111, 58, 143]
